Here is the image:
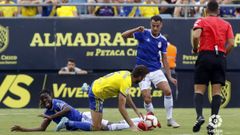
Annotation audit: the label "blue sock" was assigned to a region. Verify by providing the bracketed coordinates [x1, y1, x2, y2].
[66, 121, 92, 131]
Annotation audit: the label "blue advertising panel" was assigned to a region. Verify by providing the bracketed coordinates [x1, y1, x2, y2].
[0, 18, 239, 70]
[0, 72, 239, 108]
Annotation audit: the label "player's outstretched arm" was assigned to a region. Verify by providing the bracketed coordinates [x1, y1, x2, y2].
[122, 26, 144, 38]
[126, 95, 143, 119]
[118, 93, 139, 131]
[39, 105, 71, 120]
[11, 118, 51, 132]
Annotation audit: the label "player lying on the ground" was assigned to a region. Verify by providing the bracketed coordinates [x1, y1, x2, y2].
[11, 90, 109, 132]
[55, 112, 161, 131]
[10, 90, 155, 132]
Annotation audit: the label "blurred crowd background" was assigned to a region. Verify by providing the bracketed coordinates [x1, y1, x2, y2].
[0, 0, 239, 18]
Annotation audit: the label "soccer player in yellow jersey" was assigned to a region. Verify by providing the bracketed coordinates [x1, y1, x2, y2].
[88, 65, 149, 131]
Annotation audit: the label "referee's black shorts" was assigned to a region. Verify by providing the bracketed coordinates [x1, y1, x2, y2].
[194, 51, 226, 86]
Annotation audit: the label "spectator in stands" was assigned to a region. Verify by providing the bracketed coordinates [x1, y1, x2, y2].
[0, 0, 18, 17]
[42, 0, 57, 16]
[235, 8, 240, 18]
[194, 0, 207, 17]
[232, 0, 240, 17]
[53, 0, 78, 17]
[232, 0, 240, 3]
[173, 0, 196, 17]
[139, 0, 159, 17]
[18, 0, 42, 17]
[88, 0, 98, 14]
[58, 58, 88, 75]
[159, 0, 176, 16]
[134, 0, 141, 15]
[219, 0, 235, 17]
[118, 0, 140, 17]
[94, 0, 118, 16]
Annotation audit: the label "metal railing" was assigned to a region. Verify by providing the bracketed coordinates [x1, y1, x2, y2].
[0, 3, 240, 18]
[1, 3, 240, 7]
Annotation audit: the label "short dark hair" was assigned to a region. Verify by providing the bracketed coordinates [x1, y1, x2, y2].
[40, 89, 51, 96]
[39, 89, 52, 108]
[151, 15, 162, 22]
[207, 0, 219, 13]
[68, 58, 75, 63]
[132, 65, 149, 78]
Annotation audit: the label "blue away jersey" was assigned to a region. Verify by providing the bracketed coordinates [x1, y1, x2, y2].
[133, 29, 168, 72]
[44, 99, 82, 124]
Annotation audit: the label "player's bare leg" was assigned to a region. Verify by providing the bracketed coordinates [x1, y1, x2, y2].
[91, 110, 103, 131]
[193, 84, 206, 132]
[156, 81, 180, 128]
[141, 89, 161, 128]
[141, 89, 154, 114]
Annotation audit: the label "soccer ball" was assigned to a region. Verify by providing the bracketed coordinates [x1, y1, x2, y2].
[144, 115, 158, 129]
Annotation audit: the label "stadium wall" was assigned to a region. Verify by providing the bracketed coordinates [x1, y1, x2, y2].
[0, 72, 239, 108]
[0, 18, 239, 108]
[0, 18, 239, 70]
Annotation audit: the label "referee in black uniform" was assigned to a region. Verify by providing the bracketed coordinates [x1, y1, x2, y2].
[191, 0, 235, 134]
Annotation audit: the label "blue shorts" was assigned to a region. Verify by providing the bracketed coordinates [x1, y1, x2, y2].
[88, 86, 103, 113]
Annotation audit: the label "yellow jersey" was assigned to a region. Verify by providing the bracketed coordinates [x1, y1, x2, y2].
[166, 43, 177, 69]
[21, 7, 38, 16]
[56, 6, 77, 17]
[0, 1, 17, 17]
[139, 2, 159, 18]
[92, 71, 132, 100]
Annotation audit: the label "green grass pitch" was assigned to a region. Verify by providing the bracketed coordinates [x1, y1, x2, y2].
[0, 108, 238, 135]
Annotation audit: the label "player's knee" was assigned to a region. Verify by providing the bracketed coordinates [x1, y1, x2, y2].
[163, 89, 172, 96]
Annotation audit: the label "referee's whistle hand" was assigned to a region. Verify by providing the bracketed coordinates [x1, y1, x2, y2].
[191, 48, 198, 54]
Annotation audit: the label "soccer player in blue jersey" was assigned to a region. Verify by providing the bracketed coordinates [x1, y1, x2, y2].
[122, 15, 180, 128]
[11, 90, 99, 132]
[10, 89, 146, 132]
